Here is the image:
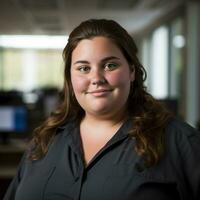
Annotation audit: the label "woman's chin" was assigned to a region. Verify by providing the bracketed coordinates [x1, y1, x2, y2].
[86, 107, 114, 117]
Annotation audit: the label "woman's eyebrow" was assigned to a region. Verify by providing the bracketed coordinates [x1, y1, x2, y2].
[73, 60, 90, 65]
[101, 56, 120, 62]
[73, 56, 120, 65]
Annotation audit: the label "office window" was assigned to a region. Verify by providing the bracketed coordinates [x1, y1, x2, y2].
[169, 17, 185, 99]
[151, 26, 169, 99]
[0, 49, 63, 91]
[140, 37, 151, 90]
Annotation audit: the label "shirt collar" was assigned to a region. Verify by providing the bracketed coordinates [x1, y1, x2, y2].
[59, 118, 132, 148]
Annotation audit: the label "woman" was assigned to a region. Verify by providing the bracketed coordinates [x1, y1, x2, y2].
[4, 19, 200, 200]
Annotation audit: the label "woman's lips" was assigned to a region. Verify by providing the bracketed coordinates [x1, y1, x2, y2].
[86, 89, 113, 97]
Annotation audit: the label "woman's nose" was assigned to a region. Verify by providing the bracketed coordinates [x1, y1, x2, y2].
[91, 69, 107, 85]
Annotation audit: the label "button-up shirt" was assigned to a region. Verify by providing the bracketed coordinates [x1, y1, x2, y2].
[3, 118, 200, 200]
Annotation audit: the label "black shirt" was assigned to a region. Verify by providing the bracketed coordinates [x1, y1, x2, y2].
[3, 118, 200, 200]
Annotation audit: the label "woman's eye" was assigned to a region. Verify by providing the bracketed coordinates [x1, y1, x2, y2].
[78, 66, 90, 73]
[104, 63, 118, 71]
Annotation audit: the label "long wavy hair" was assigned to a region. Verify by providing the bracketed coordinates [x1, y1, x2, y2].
[29, 19, 172, 166]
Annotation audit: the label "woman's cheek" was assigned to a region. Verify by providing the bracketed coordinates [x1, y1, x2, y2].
[71, 76, 89, 93]
[107, 72, 127, 86]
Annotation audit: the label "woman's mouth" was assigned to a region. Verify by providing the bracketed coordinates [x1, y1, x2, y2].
[86, 89, 113, 97]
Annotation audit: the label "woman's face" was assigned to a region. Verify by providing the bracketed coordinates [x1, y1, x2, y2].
[70, 36, 135, 118]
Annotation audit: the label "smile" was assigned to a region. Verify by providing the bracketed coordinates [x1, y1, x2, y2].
[86, 89, 113, 97]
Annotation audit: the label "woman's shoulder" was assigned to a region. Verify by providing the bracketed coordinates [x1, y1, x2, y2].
[163, 119, 200, 199]
[164, 117, 200, 157]
[166, 117, 199, 138]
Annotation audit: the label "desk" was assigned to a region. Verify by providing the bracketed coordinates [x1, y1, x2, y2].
[0, 139, 27, 198]
[0, 139, 27, 177]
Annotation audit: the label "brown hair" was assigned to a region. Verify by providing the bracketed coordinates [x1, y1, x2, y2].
[29, 19, 172, 166]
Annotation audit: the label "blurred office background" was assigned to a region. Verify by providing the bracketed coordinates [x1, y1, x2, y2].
[0, 0, 200, 198]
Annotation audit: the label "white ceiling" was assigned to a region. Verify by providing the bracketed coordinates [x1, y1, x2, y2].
[0, 0, 185, 36]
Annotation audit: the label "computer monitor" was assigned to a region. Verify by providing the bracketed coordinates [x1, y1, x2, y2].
[0, 105, 27, 144]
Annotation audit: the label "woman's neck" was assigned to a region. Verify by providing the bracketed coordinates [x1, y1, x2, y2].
[81, 110, 127, 129]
